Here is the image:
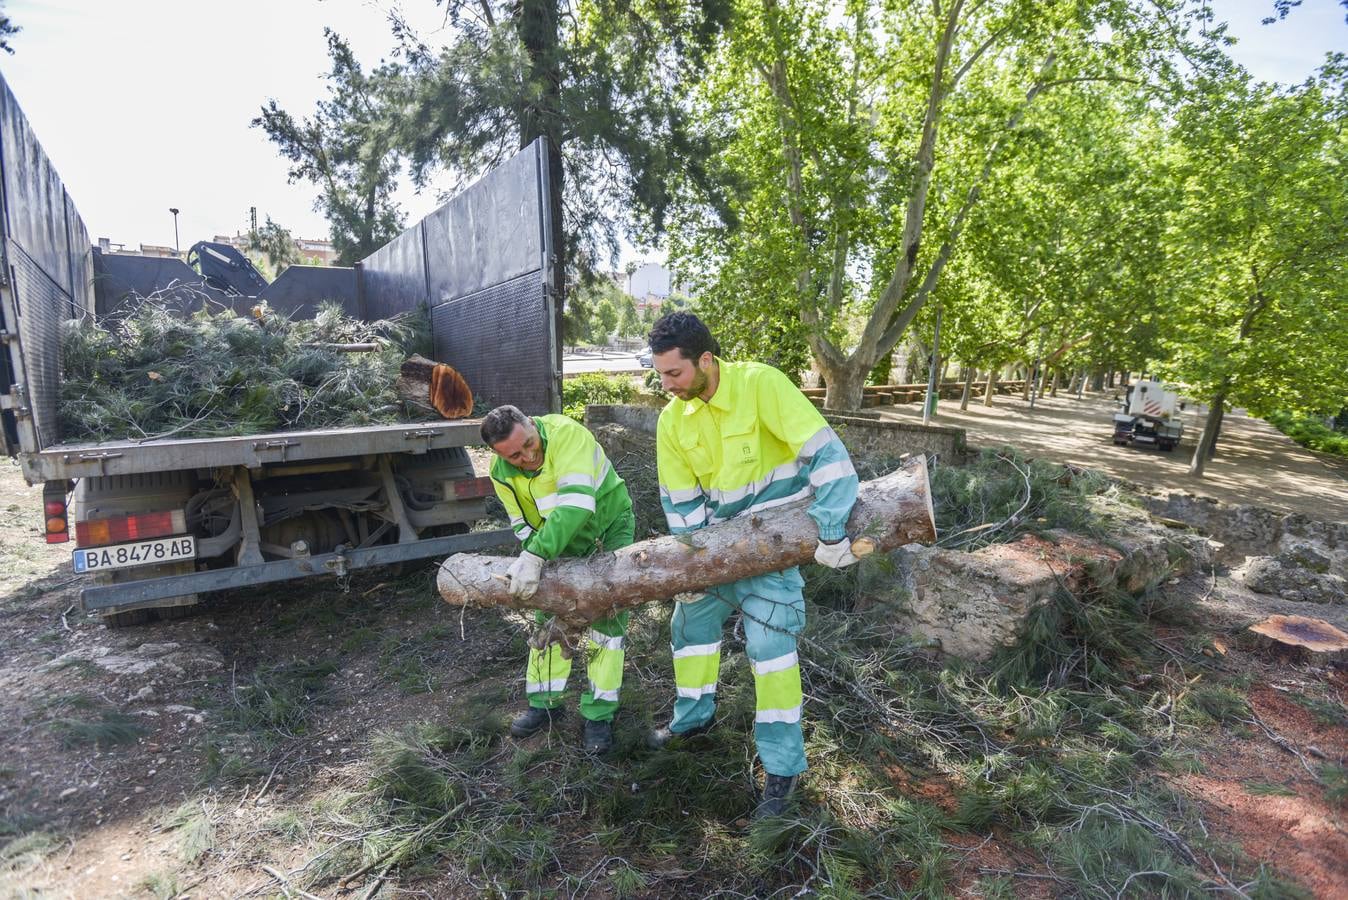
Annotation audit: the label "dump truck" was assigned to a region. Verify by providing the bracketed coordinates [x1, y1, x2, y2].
[0, 71, 562, 624]
[1111, 379, 1185, 452]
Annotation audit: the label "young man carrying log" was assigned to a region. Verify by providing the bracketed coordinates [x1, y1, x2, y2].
[647, 312, 861, 818]
[480, 405, 636, 754]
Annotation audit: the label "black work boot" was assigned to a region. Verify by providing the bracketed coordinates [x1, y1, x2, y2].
[753, 774, 799, 819]
[646, 718, 714, 749]
[582, 718, 614, 754]
[510, 706, 564, 738]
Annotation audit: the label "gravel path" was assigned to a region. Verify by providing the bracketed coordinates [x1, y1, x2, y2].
[878, 389, 1348, 522]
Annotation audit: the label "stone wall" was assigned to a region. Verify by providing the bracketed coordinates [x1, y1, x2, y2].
[1142, 493, 1348, 578]
[825, 414, 967, 465]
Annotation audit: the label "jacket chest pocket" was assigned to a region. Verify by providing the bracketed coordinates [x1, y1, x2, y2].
[719, 423, 761, 488]
[678, 432, 715, 483]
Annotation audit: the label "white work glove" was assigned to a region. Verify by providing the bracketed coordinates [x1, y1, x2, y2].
[814, 537, 860, 569]
[506, 551, 545, 601]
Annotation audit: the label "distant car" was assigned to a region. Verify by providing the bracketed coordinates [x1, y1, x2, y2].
[638, 348, 653, 368]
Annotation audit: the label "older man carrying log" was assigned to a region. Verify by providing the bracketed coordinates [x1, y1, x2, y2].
[647, 312, 861, 819]
[481, 405, 635, 754]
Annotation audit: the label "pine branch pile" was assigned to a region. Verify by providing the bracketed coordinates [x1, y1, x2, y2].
[59, 295, 435, 442]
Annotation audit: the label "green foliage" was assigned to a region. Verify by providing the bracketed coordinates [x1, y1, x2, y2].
[561, 373, 636, 422]
[929, 447, 1113, 550]
[1155, 66, 1348, 441]
[1177, 686, 1251, 727]
[45, 709, 146, 749]
[159, 801, 216, 863]
[1288, 691, 1348, 727]
[225, 659, 337, 736]
[60, 298, 431, 441]
[1319, 763, 1348, 808]
[1265, 410, 1348, 457]
[668, 0, 1203, 407]
[1045, 811, 1207, 898]
[1, 832, 59, 876]
[244, 216, 302, 278]
[138, 871, 181, 900]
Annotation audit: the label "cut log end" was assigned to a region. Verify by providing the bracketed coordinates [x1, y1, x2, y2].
[397, 354, 474, 419]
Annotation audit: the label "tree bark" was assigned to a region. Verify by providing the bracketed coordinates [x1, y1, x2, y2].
[437, 458, 937, 626]
[822, 362, 867, 411]
[959, 367, 975, 411]
[983, 368, 998, 406]
[1189, 387, 1227, 477]
[519, 0, 565, 413]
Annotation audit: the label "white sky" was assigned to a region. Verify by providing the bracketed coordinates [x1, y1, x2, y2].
[0, 0, 1343, 256]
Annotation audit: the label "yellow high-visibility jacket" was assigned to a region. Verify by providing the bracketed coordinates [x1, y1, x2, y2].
[656, 360, 857, 541]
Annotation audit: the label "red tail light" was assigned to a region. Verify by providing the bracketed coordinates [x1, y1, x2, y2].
[452, 476, 495, 500]
[43, 483, 70, 544]
[75, 509, 187, 548]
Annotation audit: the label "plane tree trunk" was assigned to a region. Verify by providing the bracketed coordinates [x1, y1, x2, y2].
[437, 458, 937, 627]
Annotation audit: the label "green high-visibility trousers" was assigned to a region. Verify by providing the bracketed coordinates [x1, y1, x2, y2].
[524, 508, 634, 722]
[667, 567, 807, 776]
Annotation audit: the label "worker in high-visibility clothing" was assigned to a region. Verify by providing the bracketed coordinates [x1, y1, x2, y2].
[646, 312, 861, 818]
[480, 404, 636, 754]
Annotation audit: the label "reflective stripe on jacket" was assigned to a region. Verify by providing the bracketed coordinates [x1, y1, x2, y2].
[490, 414, 632, 560]
[655, 360, 858, 541]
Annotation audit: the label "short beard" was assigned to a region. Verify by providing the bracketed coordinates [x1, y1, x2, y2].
[688, 366, 709, 399]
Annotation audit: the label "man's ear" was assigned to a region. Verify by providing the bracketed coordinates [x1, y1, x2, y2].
[698, 351, 714, 369]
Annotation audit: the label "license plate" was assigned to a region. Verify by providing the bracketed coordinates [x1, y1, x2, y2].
[73, 536, 196, 573]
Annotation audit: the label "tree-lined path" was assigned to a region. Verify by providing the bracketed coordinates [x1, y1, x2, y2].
[881, 392, 1348, 521]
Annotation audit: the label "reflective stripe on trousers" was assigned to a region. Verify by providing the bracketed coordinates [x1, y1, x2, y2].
[525, 610, 628, 721]
[667, 568, 807, 776]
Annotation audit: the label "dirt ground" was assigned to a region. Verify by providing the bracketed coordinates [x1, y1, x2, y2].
[880, 389, 1348, 522]
[1, 418, 1346, 896]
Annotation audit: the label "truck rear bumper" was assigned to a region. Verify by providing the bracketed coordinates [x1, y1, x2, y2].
[80, 528, 515, 611]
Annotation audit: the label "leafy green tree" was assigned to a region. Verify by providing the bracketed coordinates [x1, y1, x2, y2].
[567, 276, 629, 344]
[669, 0, 1207, 409]
[384, 0, 731, 284]
[254, 30, 406, 265]
[591, 296, 619, 344]
[245, 217, 302, 279]
[1156, 64, 1348, 476]
[947, 87, 1171, 397]
[617, 293, 641, 338]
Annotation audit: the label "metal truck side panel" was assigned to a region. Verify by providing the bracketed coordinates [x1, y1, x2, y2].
[23, 419, 489, 483]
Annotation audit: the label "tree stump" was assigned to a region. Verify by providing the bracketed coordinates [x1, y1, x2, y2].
[1248, 615, 1348, 663]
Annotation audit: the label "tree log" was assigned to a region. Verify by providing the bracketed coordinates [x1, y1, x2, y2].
[437, 456, 937, 626]
[395, 354, 474, 419]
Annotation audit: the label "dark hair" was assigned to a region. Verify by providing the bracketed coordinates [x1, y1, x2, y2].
[480, 405, 531, 447]
[648, 311, 720, 361]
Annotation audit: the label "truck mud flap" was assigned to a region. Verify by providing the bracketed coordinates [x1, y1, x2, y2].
[79, 528, 515, 611]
